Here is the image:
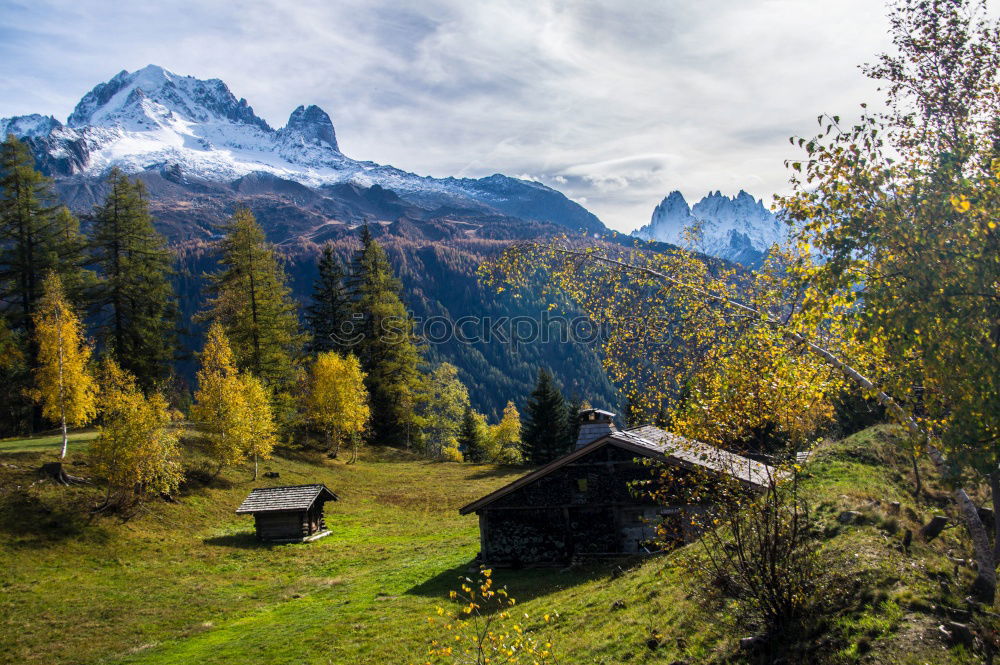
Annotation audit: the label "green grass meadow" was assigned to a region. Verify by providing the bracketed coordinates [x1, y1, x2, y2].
[0, 429, 97, 454]
[0, 426, 994, 664]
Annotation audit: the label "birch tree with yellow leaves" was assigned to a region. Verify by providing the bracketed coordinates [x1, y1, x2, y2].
[487, 401, 522, 464]
[242, 373, 277, 480]
[483, 0, 1000, 602]
[777, 0, 1000, 599]
[192, 322, 251, 476]
[32, 272, 97, 458]
[305, 351, 369, 462]
[193, 322, 279, 479]
[89, 357, 181, 514]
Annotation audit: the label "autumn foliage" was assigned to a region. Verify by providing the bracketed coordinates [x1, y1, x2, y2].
[89, 357, 181, 513]
[305, 351, 370, 461]
[192, 322, 278, 478]
[32, 273, 97, 458]
[422, 567, 558, 665]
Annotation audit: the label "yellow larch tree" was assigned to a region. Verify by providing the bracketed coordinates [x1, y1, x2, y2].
[89, 357, 181, 513]
[488, 401, 523, 464]
[305, 351, 370, 462]
[192, 322, 251, 476]
[241, 373, 277, 480]
[32, 272, 97, 458]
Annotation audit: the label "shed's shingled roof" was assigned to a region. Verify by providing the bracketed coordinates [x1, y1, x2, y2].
[235, 484, 338, 514]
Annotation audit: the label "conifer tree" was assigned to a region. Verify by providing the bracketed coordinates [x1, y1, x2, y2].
[457, 405, 489, 463]
[521, 368, 569, 465]
[350, 225, 424, 447]
[0, 314, 31, 435]
[90, 168, 177, 390]
[32, 273, 97, 458]
[0, 136, 90, 335]
[306, 244, 352, 354]
[565, 395, 583, 450]
[654, 403, 670, 429]
[622, 397, 638, 428]
[203, 207, 302, 391]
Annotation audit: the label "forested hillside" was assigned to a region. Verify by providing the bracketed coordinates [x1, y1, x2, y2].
[172, 223, 619, 419]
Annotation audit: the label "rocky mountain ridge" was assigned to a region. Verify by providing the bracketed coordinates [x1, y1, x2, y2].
[0, 65, 618, 415]
[632, 189, 787, 265]
[1, 65, 605, 241]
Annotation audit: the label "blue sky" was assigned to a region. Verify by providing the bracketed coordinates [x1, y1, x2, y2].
[0, 0, 893, 232]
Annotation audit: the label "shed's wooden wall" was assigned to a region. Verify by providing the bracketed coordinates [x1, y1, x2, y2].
[254, 511, 307, 540]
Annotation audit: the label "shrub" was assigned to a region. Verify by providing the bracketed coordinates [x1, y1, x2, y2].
[706, 470, 822, 635]
[656, 458, 826, 637]
[441, 444, 464, 464]
[421, 567, 558, 664]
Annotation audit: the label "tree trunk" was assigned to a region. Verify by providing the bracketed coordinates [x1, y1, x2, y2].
[911, 447, 922, 501]
[957, 488, 996, 601]
[253, 452, 258, 481]
[60, 417, 68, 460]
[39, 462, 88, 485]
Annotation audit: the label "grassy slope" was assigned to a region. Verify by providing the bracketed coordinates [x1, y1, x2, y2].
[1, 426, 996, 665]
[0, 429, 97, 453]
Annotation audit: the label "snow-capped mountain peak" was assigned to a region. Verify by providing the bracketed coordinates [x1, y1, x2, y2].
[0, 65, 606, 236]
[649, 191, 695, 237]
[67, 64, 270, 131]
[5, 65, 353, 182]
[279, 105, 338, 151]
[0, 113, 62, 138]
[632, 189, 786, 265]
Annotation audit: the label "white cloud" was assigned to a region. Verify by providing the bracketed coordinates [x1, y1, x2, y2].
[0, 0, 895, 231]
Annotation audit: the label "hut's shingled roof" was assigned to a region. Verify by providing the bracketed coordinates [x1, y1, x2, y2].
[459, 425, 776, 515]
[236, 484, 338, 514]
[621, 426, 774, 487]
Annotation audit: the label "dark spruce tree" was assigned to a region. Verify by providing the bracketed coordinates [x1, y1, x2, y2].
[522, 368, 569, 465]
[623, 397, 638, 428]
[0, 314, 32, 435]
[350, 225, 424, 448]
[305, 244, 352, 354]
[90, 168, 178, 390]
[0, 135, 91, 337]
[457, 405, 487, 463]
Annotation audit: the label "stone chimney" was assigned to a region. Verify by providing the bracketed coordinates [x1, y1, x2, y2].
[575, 409, 617, 449]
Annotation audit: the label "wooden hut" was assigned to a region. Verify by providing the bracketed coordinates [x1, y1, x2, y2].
[236, 484, 338, 542]
[459, 409, 774, 565]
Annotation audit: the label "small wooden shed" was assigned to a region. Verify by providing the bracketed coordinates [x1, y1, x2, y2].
[236, 484, 338, 542]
